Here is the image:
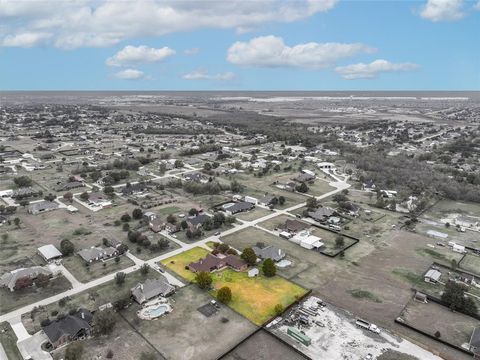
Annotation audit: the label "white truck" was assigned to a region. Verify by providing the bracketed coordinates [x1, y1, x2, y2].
[356, 318, 380, 334]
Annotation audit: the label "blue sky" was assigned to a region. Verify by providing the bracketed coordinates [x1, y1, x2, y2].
[0, 0, 478, 90]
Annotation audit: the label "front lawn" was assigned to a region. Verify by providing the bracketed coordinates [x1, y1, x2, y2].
[63, 255, 135, 283]
[0, 322, 22, 360]
[210, 269, 308, 325]
[160, 247, 210, 282]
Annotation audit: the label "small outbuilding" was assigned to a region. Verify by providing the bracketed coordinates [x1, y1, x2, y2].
[38, 244, 63, 262]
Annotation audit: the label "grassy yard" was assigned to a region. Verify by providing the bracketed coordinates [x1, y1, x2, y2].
[236, 207, 272, 222]
[0, 322, 22, 360]
[62, 255, 135, 283]
[157, 206, 181, 216]
[415, 247, 464, 265]
[347, 288, 382, 303]
[220, 227, 281, 248]
[210, 269, 308, 325]
[0, 275, 71, 314]
[459, 254, 480, 275]
[160, 247, 210, 282]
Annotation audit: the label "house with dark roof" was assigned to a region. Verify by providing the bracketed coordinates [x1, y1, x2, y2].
[225, 201, 255, 215]
[121, 182, 148, 196]
[131, 276, 175, 304]
[43, 309, 92, 349]
[280, 219, 310, 234]
[183, 172, 208, 183]
[307, 207, 336, 222]
[186, 214, 211, 229]
[294, 172, 316, 183]
[252, 245, 286, 262]
[188, 254, 247, 273]
[77, 246, 118, 263]
[149, 217, 166, 233]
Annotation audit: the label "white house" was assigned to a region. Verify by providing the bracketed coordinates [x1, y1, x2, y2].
[291, 230, 324, 250]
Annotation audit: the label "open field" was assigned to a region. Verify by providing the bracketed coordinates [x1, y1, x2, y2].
[0, 275, 71, 314]
[0, 322, 23, 360]
[235, 207, 272, 221]
[221, 329, 307, 360]
[400, 299, 478, 349]
[160, 247, 210, 282]
[120, 284, 257, 360]
[210, 269, 308, 325]
[459, 253, 480, 275]
[22, 270, 158, 334]
[62, 255, 135, 283]
[221, 227, 282, 250]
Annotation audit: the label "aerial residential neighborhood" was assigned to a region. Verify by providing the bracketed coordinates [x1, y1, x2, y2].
[0, 0, 479, 359]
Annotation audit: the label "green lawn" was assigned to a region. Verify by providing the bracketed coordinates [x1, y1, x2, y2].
[460, 254, 480, 276]
[210, 269, 308, 325]
[63, 255, 135, 283]
[160, 247, 210, 282]
[157, 206, 181, 216]
[0, 322, 22, 360]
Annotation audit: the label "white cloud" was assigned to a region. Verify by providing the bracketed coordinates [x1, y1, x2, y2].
[335, 59, 419, 80]
[420, 0, 464, 22]
[183, 69, 236, 81]
[227, 35, 375, 69]
[0, 0, 338, 49]
[113, 68, 146, 80]
[184, 47, 200, 56]
[474, 0, 480, 10]
[1, 32, 51, 47]
[106, 45, 175, 67]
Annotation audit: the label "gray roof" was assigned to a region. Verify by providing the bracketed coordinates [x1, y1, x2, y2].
[38, 244, 62, 260]
[225, 201, 254, 214]
[471, 327, 480, 349]
[252, 245, 285, 262]
[131, 276, 175, 303]
[43, 309, 92, 344]
[77, 246, 117, 262]
[187, 214, 211, 227]
[0, 266, 52, 291]
[308, 207, 335, 220]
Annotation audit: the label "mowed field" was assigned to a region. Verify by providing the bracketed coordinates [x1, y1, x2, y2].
[160, 247, 210, 282]
[210, 269, 308, 325]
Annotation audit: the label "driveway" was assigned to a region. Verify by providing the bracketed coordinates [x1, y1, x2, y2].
[17, 331, 52, 360]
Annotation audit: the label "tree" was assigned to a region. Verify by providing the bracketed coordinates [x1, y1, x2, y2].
[115, 272, 126, 286]
[217, 286, 232, 303]
[140, 263, 150, 275]
[442, 280, 478, 316]
[35, 273, 50, 288]
[241, 247, 257, 266]
[120, 213, 131, 222]
[195, 271, 212, 290]
[103, 186, 115, 197]
[335, 235, 345, 249]
[60, 239, 75, 256]
[278, 196, 285, 205]
[295, 182, 308, 193]
[166, 214, 177, 224]
[434, 331, 441, 338]
[13, 217, 21, 228]
[19, 200, 29, 208]
[65, 342, 84, 360]
[132, 208, 143, 219]
[14, 276, 33, 290]
[44, 193, 56, 202]
[13, 176, 32, 188]
[174, 159, 183, 168]
[262, 259, 276, 277]
[188, 208, 199, 216]
[306, 197, 318, 210]
[274, 303, 284, 315]
[93, 308, 117, 335]
[79, 192, 89, 201]
[63, 192, 73, 203]
[451, 259, 458, 271]
[181, 220, 188, 230]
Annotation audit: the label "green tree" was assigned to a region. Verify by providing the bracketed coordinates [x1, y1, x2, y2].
[132, 208, 143, 219]
[140, 263, 150, 275]
[442, 280, 478, 315]
[306, 197, 318, 210]
[13, 176, 32, 188]
[64, 342, 84, 360]
[278, 196, 285, 205]
[262, 259, 276, 277]
[13, 217, 21, 228]
[274, 303, 284, 315]
[295, 182, 308, 193]
[335, 235, 345, 249]
[217, 286, 232, 303]
[79, 192, 89, 201]
[195, 271, 212, 290]
[93, 308, 117, 335]
[115, 272, 126, 286]
[103, 186, 115, 197]
[241, 247, 257, 266]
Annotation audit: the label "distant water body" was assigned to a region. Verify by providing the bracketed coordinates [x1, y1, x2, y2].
[1, 90, 479, 104]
